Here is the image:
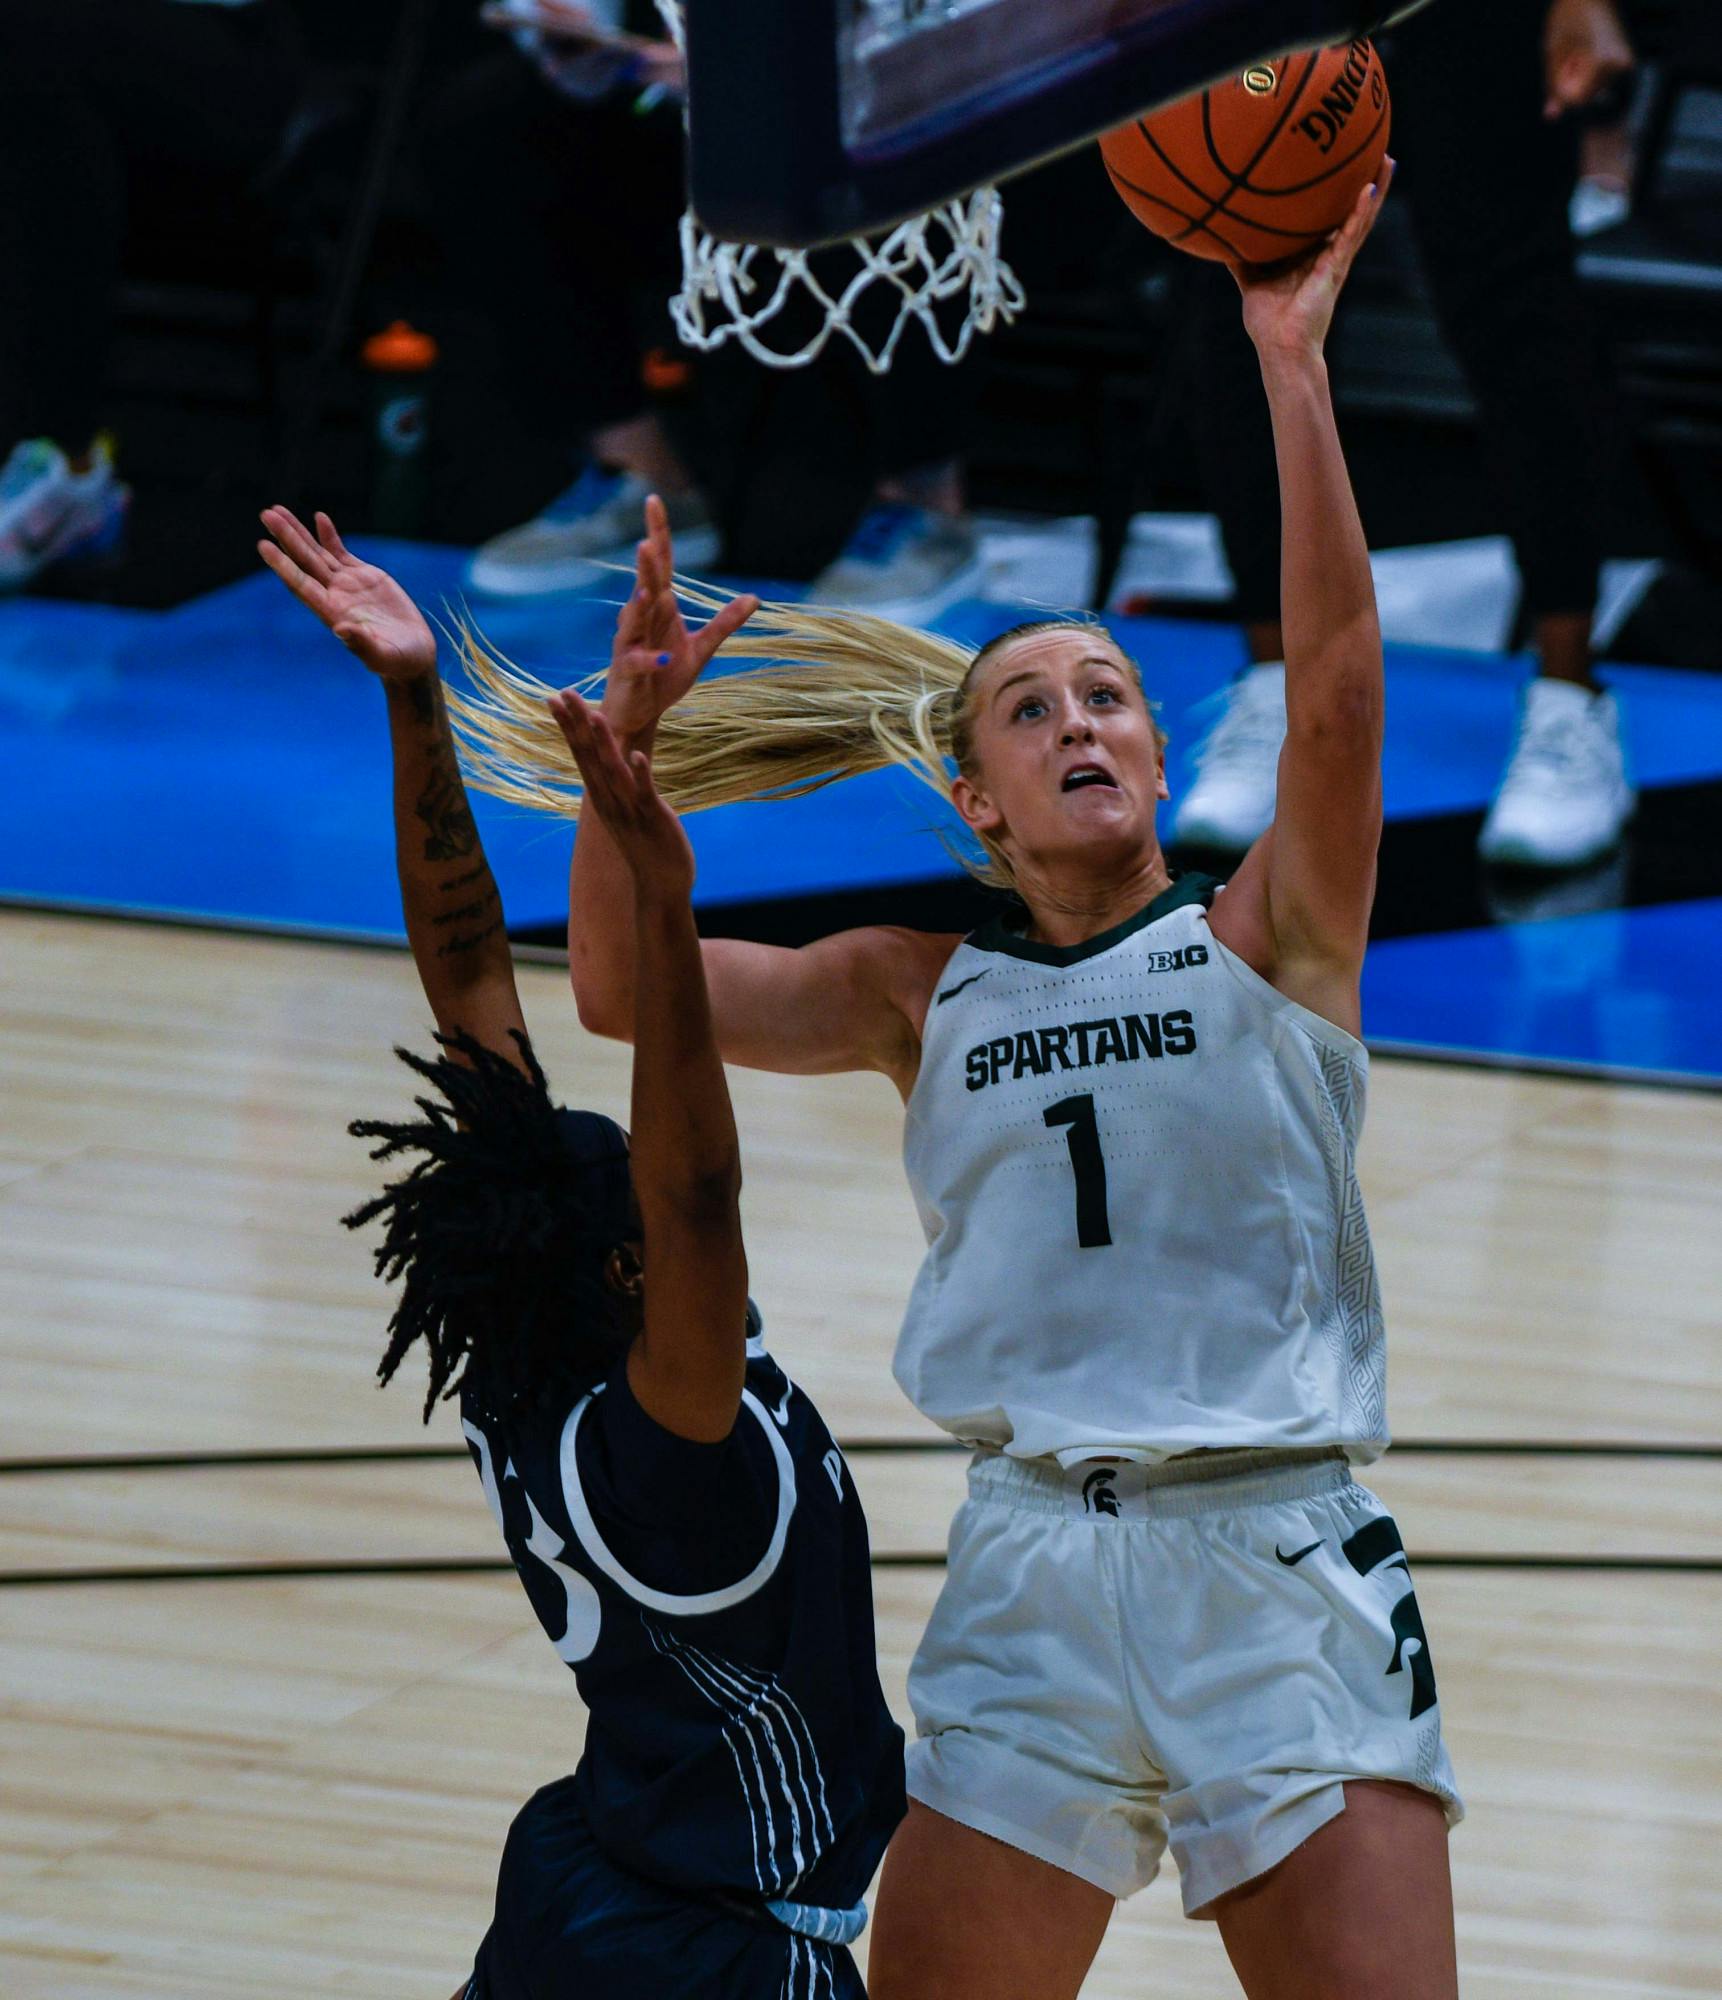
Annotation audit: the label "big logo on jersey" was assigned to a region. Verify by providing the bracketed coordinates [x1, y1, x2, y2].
[965, 1009, 1198, 1092]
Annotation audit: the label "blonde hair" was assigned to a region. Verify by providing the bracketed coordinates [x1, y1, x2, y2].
[447, 586, 1165, 891]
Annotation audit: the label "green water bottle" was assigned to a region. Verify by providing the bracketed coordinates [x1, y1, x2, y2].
[362, 321, 438, 536]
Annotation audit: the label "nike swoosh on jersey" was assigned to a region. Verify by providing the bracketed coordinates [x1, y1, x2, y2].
[1275, 1539, 1323, 1567]
[769, 1385, 793, 1427]
[935, 968, 991, 1005]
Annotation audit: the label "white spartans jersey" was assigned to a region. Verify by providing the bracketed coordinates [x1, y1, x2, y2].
[897, 877, 1387, 1468]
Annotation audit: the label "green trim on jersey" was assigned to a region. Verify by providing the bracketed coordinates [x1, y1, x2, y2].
[967, 873, 1220, 968]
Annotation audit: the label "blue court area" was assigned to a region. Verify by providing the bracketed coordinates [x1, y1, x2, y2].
[6, 536, 1721, 1082]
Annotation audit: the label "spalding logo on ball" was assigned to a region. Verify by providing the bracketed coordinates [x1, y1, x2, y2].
[1100, 40, 1390, 266]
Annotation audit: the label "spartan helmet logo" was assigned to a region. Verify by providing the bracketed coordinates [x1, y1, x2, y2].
[1342, 1515, 1439, 1722]
[1243, 64, 1277, 96]
[1082, 1466, 1121, 1517]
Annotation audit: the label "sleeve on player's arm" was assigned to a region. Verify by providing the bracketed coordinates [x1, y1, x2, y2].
[575, 1355, 778, 1592]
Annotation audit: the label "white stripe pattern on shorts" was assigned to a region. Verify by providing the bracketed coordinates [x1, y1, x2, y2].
[780, 1933, 839, 2000]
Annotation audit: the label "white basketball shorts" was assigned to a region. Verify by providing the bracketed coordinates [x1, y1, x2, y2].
[905, 1451, 1463, 1916]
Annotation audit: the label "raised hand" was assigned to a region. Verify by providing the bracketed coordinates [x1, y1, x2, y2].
[601, 494, 757, 744]
[1232, 164, 1393, 363]
[550, 687, 696, 897]
[258, 506, 437, 682]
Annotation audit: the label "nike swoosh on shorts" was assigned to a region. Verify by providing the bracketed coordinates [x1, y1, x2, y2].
[1275, 1539, 1323, 1566]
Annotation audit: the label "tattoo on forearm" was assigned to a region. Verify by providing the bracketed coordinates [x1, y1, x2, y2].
[435, 916, 506, 959]
[416, 758, 479, 862]
[407, 675, 437, 727]
[432, 888, 501, 930]
[443, 863, 488, 892]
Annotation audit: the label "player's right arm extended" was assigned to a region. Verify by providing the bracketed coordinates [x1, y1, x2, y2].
[557, 692, 749, 1443]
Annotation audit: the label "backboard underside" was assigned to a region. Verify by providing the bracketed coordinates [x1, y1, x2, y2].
[683, 0, 1433, 247]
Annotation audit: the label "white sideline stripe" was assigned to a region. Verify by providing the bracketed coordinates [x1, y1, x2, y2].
[559, 1384, 797, 1614]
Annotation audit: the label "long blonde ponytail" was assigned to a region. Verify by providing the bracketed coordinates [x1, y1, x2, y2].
[446, 586, 1156, 891]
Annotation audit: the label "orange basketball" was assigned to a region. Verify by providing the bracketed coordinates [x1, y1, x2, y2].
[1100, 41, 1390, 266]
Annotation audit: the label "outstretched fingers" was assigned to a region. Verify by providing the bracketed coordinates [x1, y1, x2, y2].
[627, 745, 671, 817]
[549, 690, 606, 802]
[549, 687, 600, 769]
[314, 511, 353, 563]
[641, 493, 697, 642]
[691, 591, 760, 669]
[644, 530, 682, 636]
[551, 690, 635, 821]
[256, 533, 330, 615]
[644, 491, 675, 583]
[260, 504, 335, 585]
[614, 542, 654, 652]
[581, 705, 637, 803]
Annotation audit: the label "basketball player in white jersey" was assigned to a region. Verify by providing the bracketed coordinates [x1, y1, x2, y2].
[459, 168, 1461, 1998]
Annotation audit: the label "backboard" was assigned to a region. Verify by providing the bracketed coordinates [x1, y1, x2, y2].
[682, 0, 1434, 247]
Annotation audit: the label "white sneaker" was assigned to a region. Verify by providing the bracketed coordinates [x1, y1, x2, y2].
[0, 437, 130, 591]
[467, 465, 718, 597]
[1169, 661, 1287, 851]
[1569, 178, 1631, 238]
[807, 504, 987, 622]
[1478, 677, 1634, 869]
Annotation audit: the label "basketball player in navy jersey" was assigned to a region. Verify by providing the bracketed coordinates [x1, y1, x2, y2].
[256, 503, 905, 2000]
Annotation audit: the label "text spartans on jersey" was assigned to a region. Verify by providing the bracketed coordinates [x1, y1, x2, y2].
[965, 1001, 1200, 1092]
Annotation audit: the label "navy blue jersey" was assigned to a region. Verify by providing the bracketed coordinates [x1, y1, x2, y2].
[458, 1318, 905, 1919]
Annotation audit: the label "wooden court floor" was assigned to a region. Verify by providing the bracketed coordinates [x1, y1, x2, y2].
[3, 908, 1721, 1998]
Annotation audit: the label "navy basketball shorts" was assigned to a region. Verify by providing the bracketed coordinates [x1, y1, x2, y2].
[906, 1452, 1463, 1916]
[464, 1779, 864, 2000]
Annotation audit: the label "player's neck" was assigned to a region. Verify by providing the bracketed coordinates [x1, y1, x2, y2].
[1014, 848, 1174, 949]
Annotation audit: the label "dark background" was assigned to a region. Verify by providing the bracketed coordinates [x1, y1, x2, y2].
[31, 0, 1722, 677]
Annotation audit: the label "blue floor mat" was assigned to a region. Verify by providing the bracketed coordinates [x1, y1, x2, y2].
[7, 538, 1721, 1082]
[1365, 899, 1722, 1083]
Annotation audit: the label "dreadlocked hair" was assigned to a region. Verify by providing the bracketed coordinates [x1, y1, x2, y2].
[444, 588, 1166, 892]
[344, 1028, 635, 1422]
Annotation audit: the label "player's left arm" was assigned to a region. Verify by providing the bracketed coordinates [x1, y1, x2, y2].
[258, 506, 530, 1066]
[1212, 179, 1391, 1038]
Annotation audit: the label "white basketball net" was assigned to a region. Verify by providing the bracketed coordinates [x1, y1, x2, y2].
[656, 2, 1024, 373]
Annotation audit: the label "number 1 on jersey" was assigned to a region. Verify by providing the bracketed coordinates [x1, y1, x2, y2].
[1044, 1092, 1113, 1248]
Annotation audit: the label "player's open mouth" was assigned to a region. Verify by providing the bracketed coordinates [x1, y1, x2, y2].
[1062, 765, 1117, 792]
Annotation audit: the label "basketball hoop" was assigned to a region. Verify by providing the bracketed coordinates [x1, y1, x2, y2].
[655, 1, 1024, 373]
